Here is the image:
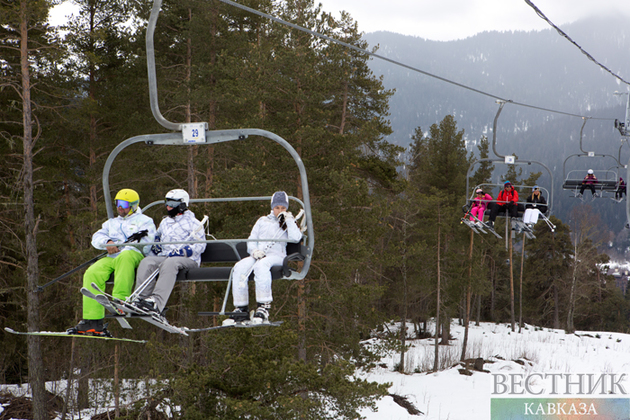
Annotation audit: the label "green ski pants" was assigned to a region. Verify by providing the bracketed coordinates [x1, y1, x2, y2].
[82, 250, 144, 320]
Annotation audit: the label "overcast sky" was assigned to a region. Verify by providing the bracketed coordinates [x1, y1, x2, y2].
[318, 0, 630, 41]
[49, 0, 630, 41]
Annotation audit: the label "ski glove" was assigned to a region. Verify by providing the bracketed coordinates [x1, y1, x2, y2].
[251, 249, 266, 260]
[168, 245, 193, 258]
[278, 211, 293, 230]
[127, 230, 148, 243]
[278, 211, 293, 220]
[151, 236, 162, 255]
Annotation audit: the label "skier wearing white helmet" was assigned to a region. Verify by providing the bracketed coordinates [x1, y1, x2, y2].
[579, 169, 598, 197]
[67, 188, 156, 337]
[223, 191, 302, 326]
[131, 189, 206, 321]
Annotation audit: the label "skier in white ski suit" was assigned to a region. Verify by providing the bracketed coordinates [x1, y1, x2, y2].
[224, 191, 302, 325]
[133, 189, 206, 318]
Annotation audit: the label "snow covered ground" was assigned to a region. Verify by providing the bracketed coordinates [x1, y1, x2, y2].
[3, 320, 630, 419]
[359, 321, 630, 419]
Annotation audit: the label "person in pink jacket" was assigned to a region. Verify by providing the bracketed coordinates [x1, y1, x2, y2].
[470, 188, 493, 225]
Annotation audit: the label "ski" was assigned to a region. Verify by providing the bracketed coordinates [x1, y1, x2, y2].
[4, 327, 146, 344]
[90, 283, 188, 336]
[511, 219, 536, 240]
[481, 222, 502, 239]
[460, 217, 481, 234]
[116, 301, 189, 336]
[185, 321, 283, 333]
[80, 287, 132, 329]
[468, 213, 503, 239]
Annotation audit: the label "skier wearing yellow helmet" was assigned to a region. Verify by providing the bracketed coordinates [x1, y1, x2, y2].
[67, 188, 156, 337]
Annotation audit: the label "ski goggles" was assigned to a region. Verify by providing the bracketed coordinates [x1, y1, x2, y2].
[116, 200, 130, 209]
[165, 199, 182, 208]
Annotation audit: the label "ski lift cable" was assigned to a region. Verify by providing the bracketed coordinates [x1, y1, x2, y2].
[524, 0, 630, 87]
[217, 0, 614, 122]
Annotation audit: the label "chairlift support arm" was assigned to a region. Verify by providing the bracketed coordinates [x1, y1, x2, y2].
[491, 100, 508, 159]
[146, 0, 182, 131]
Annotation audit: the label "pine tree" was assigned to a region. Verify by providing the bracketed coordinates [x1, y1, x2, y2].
[566, 204, 608, 333]
[0, 0, 59, 417]
[405, 115, 470, 366]
[523, 216, 572, 328]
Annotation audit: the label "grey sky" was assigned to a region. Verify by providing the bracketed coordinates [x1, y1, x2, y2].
[49, 0, 630, 41]
[318, 0, 630, 40]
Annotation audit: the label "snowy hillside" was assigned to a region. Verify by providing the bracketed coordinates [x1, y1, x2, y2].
[359, 321, 630, 419]
[3, 321, 630, 419]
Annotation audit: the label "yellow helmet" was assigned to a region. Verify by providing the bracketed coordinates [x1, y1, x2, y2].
[114, 189, 140, 215]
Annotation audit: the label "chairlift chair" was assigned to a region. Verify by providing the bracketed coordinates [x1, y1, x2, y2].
[561, 163, 619, 200]
[464, 183, 555, 236]
[100, 0, 314, 325]
[561, 117, 624, 200]
[463, 101, 556, 242]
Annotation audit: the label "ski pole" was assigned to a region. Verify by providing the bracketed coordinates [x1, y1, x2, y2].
[36, 230, 149, 292]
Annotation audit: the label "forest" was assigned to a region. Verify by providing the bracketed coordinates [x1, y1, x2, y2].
[2, 1, 629, 419]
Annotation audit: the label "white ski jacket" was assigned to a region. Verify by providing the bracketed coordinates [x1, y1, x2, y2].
[152, 210, 207, 266]
[91, 208, 156, 257]
[247, 211, 302, 257]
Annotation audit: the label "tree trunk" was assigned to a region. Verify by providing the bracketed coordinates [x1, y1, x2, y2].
[508, 219, 515, 332]
[77, 350, 90, 410]
[461, 229, 473, 361]
[519, 233, 525, 332]
[566, 238, 580, 333]
[476, 294, 481, 326]
[490, 258, 496, 322]
[567, 259, 578, 333]
[114, 343, 120, 418]
[552, 232, 560, 329]
[88, 4, 99, 216]
[20, 3, 46, 418]
[433, 207, 441, 372]
[398, 218, 408, 372]
[298, 280, 307, 362]
[60, 339, 77, 420]
[553, 283, 560, 329]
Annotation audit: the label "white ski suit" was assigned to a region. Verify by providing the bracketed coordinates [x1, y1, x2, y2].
[91, 208, 156, 256]
[232, 211, 302, 307]
[134, 210, 206, 311]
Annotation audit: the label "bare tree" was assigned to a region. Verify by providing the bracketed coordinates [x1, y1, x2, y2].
[566, 205, 605, 333]
[17, 1, 46, 418]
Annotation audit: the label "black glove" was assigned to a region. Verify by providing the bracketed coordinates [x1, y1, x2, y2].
[278, 213, 287, 231]
[127, 230, 148, 243]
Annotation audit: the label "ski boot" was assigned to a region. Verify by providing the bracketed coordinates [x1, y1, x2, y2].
[133, 298, 167, 322]
[67, 319, 112, 337]
[222, 306, 249, 326]
[252, 302, 271, 324]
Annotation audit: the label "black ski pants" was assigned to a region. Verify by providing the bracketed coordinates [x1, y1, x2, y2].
[488, 202, 519, 222]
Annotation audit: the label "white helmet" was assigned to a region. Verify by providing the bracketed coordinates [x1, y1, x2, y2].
[165, 189, 189, 212]
[587, 169, 594, 174]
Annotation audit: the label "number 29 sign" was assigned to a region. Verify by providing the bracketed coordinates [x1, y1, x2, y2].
[182, 123, 207, 144]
